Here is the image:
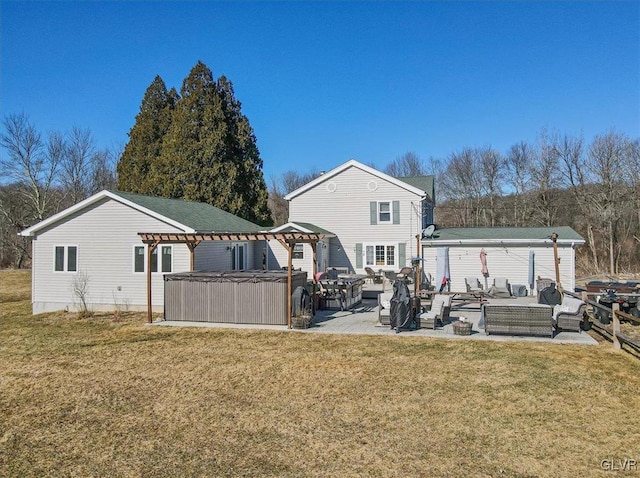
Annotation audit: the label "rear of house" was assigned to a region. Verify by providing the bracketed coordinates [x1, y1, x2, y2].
[275, 159, 434, 275]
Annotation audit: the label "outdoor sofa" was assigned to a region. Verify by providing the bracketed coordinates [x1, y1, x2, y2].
[483, 303, 554, 337]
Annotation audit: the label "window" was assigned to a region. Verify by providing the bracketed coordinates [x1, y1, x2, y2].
[134, 246, 145, 273]
[293, 243, 304, 259]
[54, 246, 77, 272]
[134, 245, 172, 273]
[370, 201, 399, 225]
[231, 242, 247, 270]
[365, 244, 396, 267]
[378, 201, 391, 223]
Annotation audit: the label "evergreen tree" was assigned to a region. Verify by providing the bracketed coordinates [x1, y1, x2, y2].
[216, 75, 271, 224]
[122, 61, 273, 225]
[116, 76, 177, 194]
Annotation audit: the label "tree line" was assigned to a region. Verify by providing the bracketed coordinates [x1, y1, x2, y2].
[268, 132, 640, 276]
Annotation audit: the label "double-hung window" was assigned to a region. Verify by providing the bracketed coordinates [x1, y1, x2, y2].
[370, 201, 399, 225]
[134, 245, 172, 273]
[378, 201, 391, 223]
[54, 246, 78, 272]
[292, 243, 304, 259]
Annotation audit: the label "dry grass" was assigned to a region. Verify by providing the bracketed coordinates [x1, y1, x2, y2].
[1, 270, 639, 477]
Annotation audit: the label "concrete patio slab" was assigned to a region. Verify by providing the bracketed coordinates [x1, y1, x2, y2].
[153, 295, 598, 346]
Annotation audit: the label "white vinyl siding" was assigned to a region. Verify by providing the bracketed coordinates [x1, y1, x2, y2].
[288, 165, 423, 274]
[31, 197, 190, 313]
[420, 244, 578, 294]
[266, 238, 329, 274]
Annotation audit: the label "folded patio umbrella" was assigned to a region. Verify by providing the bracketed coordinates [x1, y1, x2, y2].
[480, 248, 489, 289]
[436, 247, 450, 292]
[528, 250, 535, 294]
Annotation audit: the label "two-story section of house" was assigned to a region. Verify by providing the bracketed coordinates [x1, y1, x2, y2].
[267, 159, 434, 275]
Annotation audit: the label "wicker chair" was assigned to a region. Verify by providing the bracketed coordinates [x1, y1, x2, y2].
[488, 277, 511, 298]
[365, 267, 384, 284]
[465, 277, 484, 293]
[319, 280, 345, 311]
[418, 294, 452, 329]
[398, 266, 414, 283]
[554, 295, 587, 332]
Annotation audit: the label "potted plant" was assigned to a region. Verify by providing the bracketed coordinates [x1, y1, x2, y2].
[291, 313, 313, 329]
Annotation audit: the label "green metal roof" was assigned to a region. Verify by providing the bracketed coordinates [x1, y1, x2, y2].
[286, 222, 335, 236]
[397, 176, 435, 201]
[423, 226, 584, 243]
[111, 191, 262, 233]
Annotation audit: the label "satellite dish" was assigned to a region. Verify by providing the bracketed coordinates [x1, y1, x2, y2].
[422, 224, 436, 238]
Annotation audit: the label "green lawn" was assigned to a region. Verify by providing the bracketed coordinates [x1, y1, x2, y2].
[1, 270, 639, 477]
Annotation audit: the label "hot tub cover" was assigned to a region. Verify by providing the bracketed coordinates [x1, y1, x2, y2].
[164, 270, 307, 284]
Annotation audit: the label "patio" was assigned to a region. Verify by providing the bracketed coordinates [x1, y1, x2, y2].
[155, 284, 598, 345]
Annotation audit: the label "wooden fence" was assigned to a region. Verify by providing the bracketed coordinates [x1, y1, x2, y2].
[570, 290, 640, 356]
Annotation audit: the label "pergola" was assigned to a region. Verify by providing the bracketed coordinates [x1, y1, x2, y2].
[138, 231, 325, 328]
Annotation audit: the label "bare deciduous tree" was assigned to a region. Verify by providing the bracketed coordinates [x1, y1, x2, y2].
[62, 127, 95, 204]
[267, 169, 322, 227]
[505, 141, 535, 226]
[384, 151, 427, 177]
[0, 113, 63, 222]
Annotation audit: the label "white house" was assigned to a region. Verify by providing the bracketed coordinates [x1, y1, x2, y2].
[270, 159, 585, 294]
[267, 159, 435, 274]
[20, 190, 263, 314]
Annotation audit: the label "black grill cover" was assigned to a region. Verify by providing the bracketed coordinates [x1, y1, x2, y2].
[390, 280, 413, 330]
[538, 285, 562, 306]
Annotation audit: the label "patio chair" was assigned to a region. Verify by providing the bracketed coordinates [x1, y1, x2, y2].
[365, 267, 384, 284]
[488, 277, 511, 298]
[397, 266, 414, 283]
[465, 277, 484, 293]
[418, 294, 452, 329]
[378, 292, 393, 325]
[319, 280, 345, 311]
[554, 294, 587, 332]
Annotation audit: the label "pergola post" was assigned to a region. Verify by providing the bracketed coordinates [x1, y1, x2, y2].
[415, 234, 421, 295]
[286, 242, 293, 329]
[311, 242, 318, 312]
[146, 241, 159, 324]
[186, 241, 200, 271]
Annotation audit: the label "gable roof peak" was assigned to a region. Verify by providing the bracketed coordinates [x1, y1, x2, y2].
[20, 189, 261, 237]
[284, 158, 429, 200]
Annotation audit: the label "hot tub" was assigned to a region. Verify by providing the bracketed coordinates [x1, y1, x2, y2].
[164, 270, 307, 325]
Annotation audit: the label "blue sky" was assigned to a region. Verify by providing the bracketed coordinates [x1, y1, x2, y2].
[2, 1, 638, 182]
